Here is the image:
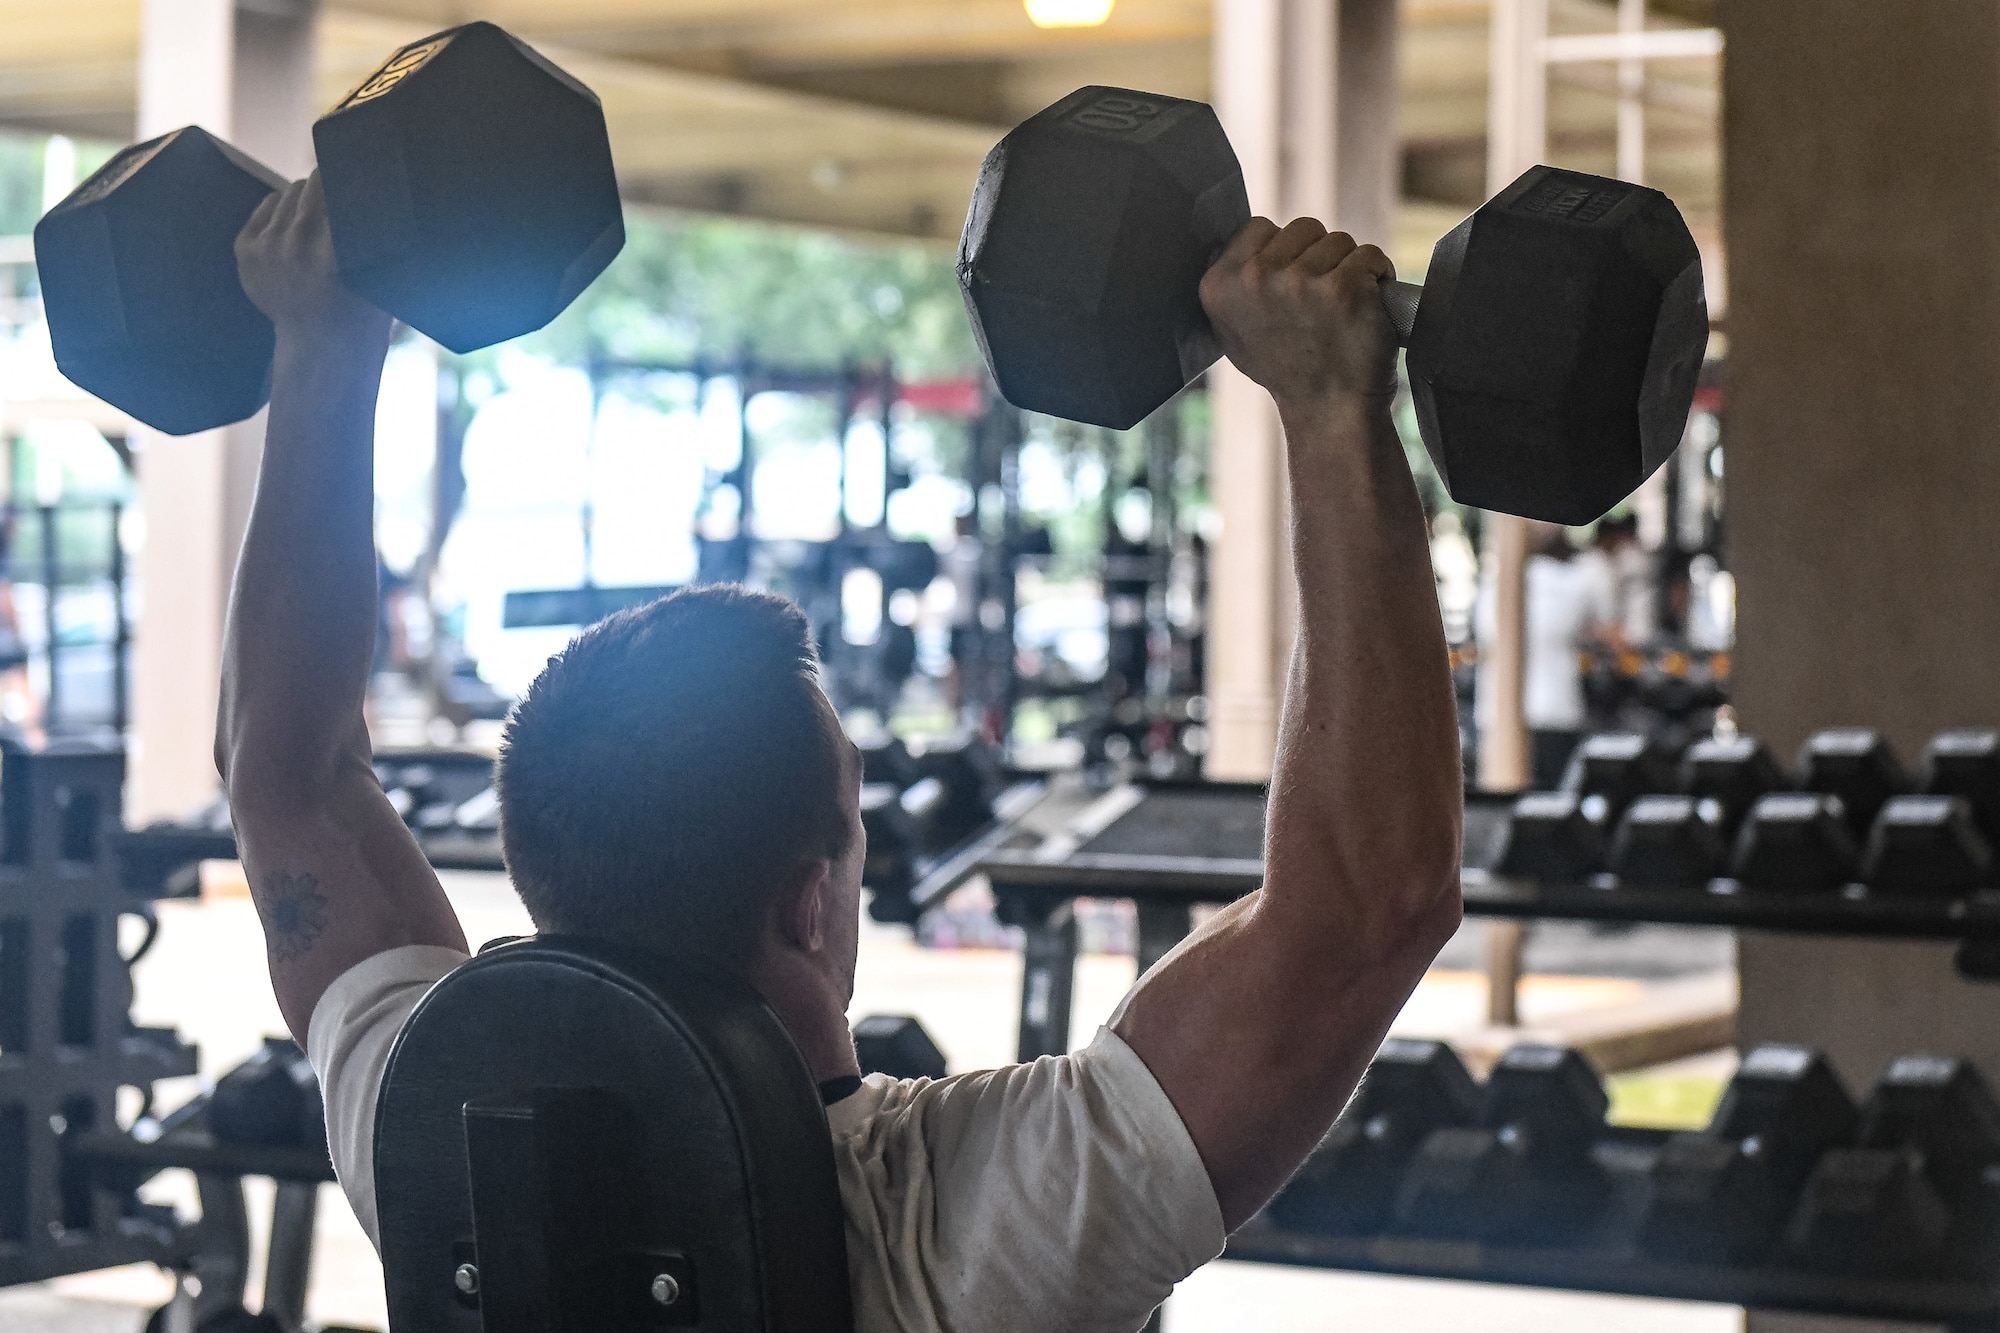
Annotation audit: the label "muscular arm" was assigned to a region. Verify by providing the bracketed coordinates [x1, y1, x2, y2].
[218, 176, 465, 1043]
[1112, 220, 1463, 1230]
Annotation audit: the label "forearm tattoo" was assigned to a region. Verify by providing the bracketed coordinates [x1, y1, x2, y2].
[259, 871, 330, 962]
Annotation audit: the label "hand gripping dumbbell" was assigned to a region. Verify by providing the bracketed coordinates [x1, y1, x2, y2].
[958, 86, 1708, 525]
[34, 22, 624, 436]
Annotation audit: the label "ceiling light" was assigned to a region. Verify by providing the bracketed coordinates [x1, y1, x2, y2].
[1025, 0, 1114, 29]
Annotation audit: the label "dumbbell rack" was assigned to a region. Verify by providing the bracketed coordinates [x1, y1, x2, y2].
[955, 776, 2000, 1329]
[0, 740, 201, 1287]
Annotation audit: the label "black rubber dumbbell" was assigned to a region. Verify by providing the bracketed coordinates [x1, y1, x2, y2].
[852, 1014, 948, 1081]
[856, 732, 919, 788]
[1609, 794, 1729, 889]
[1268, 1038, 1480, 1236]
[1637, 1044, 1856, 1263]
[210, 1037, 325, 1154]
[1680, 733, 1788, 839]
[1497, 790, 1610, 883]
[905, 731, 1005, 850]
[1798, 728, 1907, 842]
[36, 22, 623, 435]
[1920, 728, 2000, 855]
[861, 783, 924, 924]
[1394, 1044, 1609, 1247]
[1731, 792, 1859, 892]
[1561, 732, 1681, 824]
[1862, 795, 1992, 896]
[1787, 1053, 2000, 1277]
[959, 87, 1706, 524]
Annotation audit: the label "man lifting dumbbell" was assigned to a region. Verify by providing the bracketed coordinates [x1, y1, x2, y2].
[217, 95, 1462, 1333]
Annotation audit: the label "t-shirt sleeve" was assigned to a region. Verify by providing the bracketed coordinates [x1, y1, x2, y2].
[305, 944, 469, 1252]
[831, 1026, 1226, 1333]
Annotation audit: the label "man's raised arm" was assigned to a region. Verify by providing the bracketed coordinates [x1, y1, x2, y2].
[219, 176, 465, 1043]
[1112, 219, 1464, 1229]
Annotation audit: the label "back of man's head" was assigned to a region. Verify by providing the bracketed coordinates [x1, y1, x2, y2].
[497, 586, 851, 966]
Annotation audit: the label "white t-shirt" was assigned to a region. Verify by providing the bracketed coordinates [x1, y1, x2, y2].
[307, 946, 1225, 1333]
[1475, 553, 1618, 732]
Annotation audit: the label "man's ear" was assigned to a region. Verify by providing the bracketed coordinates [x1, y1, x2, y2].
[773, 857, 834, 953]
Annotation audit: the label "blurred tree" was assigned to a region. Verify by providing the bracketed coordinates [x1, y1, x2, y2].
[523, 209, 982, 381]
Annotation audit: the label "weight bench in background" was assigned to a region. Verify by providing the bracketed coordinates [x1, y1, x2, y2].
[373, 937, 852, 1332]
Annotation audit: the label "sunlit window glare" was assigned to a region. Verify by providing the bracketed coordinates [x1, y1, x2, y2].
[1025, 0, 1114, 29]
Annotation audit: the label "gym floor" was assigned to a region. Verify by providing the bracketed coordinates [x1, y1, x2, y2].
[1, 872, 1744, 1333]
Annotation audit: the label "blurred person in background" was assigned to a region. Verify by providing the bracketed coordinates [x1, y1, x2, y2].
[1477, 522, 1619, 789]
[1580, 511, 1656, 646]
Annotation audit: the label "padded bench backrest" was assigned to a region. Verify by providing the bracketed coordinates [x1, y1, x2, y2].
[373, 935, 852, 1332]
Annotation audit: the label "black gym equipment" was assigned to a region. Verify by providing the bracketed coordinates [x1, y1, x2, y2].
[1637, 1044, 1856, 1263]
[1562, 732, 1681, 823]
[1799, 728, 1908, 840]
[1394, 1044, 1610, 1247]
[1679, 733, 1787, 838]
[1921, 728, 2000, 851]
[1863, 796, 1993, 896]
[1497, 790, 1609, 883]
[372, 936, 851, 1333]
[208, 1038, 325, 1154]
[852, 1014, 949, 1081]
[35, 21, 622, 436]
[958, 85, 1707, 524]
[1609, 794, 1729, 889]
[1267, 1039, 1479, 1236]
[1731, 792, 1860, 892]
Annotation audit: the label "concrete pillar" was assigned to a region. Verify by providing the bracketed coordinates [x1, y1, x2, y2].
[129, 0, 316, 820]
[1723, 5, 2000, 1324]
[1206, 0, 1399, 778]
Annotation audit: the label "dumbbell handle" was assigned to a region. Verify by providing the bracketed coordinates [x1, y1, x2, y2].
[1380, 278, 1423, 345]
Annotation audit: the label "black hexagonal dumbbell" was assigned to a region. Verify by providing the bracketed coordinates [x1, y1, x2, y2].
[1798, 727, 1908, 842]
[1680, 732, 1788, 839]
[1921, 728, 2000, 851]
[1393, 1044, 1610, 1247]
[35, 21, 623, 436]
[1497, 789, 1610, 883]
[852, 1014, 948, 1081]
[1637, 1044, 1856, 1264]
[958, 86, 1707, 524]
[1788, 1052, 2000, 1277]
[1267, 1038, 1480, 1236]
[1561, 731, 1681, 823]
[1731, 792, 1859, 892]
[1862, 795, 1992, 896]
[1609, 794, 1730, 889]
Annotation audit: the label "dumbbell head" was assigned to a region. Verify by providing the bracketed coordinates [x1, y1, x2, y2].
[1799, 727, 1907, 838]
[1483, 1043, 1609, 1156]
[860, 783, 919, 921]
[1709, 1044, 1857, 1186]
[1680, 733, 1787, 835]
[1639, 1134, 1786, 1264]
[1859, 1053, 2000, 1204]
[1785, 1147, 1953, 1276]
[314, 22, 625, 354]
[1561, 731, 1680, 820]
[852, 1014, 948, 1081]
[35, 128, 286, 435]
[1406, 166, 1707, 525]
[1497, 789, 1608, 882]
[1732, 792, 1859, 892]
[1862, 795, 1992, 897]
[1268, 1038, 1479, 1235]
[958, 86, 1246, 430]
[1609, 794, 1728, 889]
[1921, 729, 2000, 848]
